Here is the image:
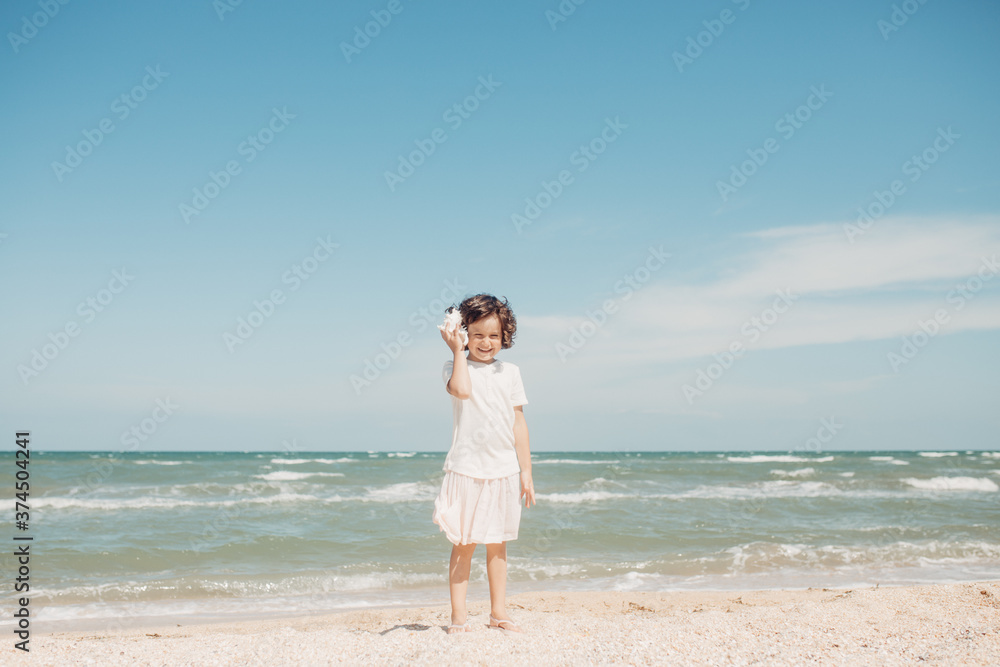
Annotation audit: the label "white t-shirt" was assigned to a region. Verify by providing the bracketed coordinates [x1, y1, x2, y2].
[442, 358, 528, 479]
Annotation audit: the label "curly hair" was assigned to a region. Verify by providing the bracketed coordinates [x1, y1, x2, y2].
[456, 293, 517, 350]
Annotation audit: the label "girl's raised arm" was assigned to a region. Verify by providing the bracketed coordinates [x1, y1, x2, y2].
[441, 327, 471, 399]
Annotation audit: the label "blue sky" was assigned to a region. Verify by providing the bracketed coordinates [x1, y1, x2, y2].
[1, 0, 998, 452]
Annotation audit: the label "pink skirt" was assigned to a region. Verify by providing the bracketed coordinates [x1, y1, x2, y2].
[432, 470, 522, 545]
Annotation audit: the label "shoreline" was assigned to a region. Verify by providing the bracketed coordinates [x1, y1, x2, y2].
[20, 575, 1000, 635]
[15, 581, 1000, 665]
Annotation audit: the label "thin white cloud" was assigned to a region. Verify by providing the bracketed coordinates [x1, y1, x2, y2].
[521, 217, 1000, 365]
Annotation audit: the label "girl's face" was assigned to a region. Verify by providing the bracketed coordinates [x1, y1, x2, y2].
[466, 314, 502, 363]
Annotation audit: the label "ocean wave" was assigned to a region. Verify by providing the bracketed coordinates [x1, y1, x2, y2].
[918, 452, 959, 458]
[270, 458, 357, 464]
[26, 569, 445, 608]
[386, 452, 416, 458]
[363, 482, 438, 502]
[870, 456, 909, 465]
[980, 452, 1000, 459]
[672, 480, 840, 500]
[34, 493, 329, 511]
[532, 459, 622, 464]
[770, 467, 815, 478]
[132, 460, 187, 466]
[611, 570, 666, 592]
[537, 490, 631, 503]
[543, 480, 846, 502]
[254, 471, 345, 482]
[35, 481, 441, 511]
[718, 539, 1000, 573]
[531, 478, 974, 503]
[727, 455, 833, 463]
[583, 477, 629, 488]
[902, 476, 999, 492]
[507, 561, 589, 580]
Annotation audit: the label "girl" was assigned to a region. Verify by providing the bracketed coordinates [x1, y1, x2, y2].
[432, 293, 536, 635]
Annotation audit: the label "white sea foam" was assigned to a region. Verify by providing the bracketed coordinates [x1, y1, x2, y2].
[270, 458, 356, 464]
[386, 452, 416, 458]
[611, 570, 665, 592]
[533, 459, 621, 464]
[871, 456, 908, 465]
[918, 452, 959, 458]
[22, 570, 446, 622]
[674, 480, 841, 500]
[132, 460, 186, 465]
[540, 479, 914, 503]
[537, 490, 630, 503]
[254, 471, 345, 482]
[980, 452, 1000, 459]
[902, 476, 999, 492]
[839, 472, 856, 477]
[364, 482, 437, 502]
[727, 455, 833, 463]
[729, 455, 808, 463]
[33, 493, 330, 511]
[719, 539, 1000, 573]
[770, 467, 815, 478]
[583, 477, 629, 488]
[36, 480, 454, 510]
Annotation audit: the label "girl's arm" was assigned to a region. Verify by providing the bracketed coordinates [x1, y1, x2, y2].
[513, 406, 535, 507]
[441, 327, 471, 399]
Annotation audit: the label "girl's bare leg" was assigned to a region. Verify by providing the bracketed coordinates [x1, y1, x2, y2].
[449, 542, 477, 631]
[485, 541, 511, 621]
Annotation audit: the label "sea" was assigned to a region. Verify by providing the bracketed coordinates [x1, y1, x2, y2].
[3, 450, 999, 631]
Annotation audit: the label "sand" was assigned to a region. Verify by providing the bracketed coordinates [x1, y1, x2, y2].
[10, 582, 1000, 666]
